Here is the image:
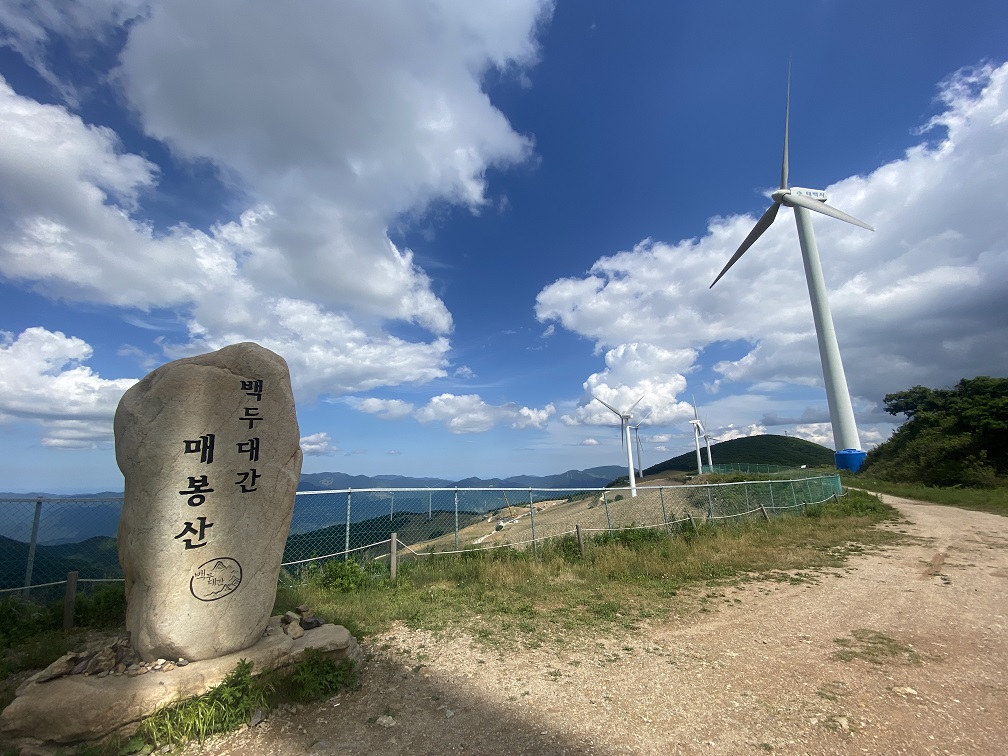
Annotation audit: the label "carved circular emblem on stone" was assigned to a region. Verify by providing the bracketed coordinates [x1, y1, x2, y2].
[190, 557, 243, 601]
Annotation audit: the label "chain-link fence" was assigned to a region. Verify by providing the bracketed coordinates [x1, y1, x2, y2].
[701, 462, 819, 475]
[1, 474, 842, 598]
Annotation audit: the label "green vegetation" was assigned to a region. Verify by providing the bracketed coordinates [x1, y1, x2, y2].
[863, 376, 1008, 487]
[644, 434, 835, 476]
[842, 473, 1008, 517]
[0, 489, 896, 752]
[0, 584, 127, 711]
[831, 629, 925, 666]
[135, 651, 357, 750]
[275, 489, 897, 644]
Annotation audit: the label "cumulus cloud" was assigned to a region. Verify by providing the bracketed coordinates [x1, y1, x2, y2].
[561, 343, 696, 427]
[0, 328, 137, 445]
[0, 1, 554, 426]
[414, 393, 554, 434]
[299, 432, 336, 457]
[538, 62, 1008, 423]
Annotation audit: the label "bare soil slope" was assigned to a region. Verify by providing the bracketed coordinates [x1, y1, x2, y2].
[182, 493, 1008, 755]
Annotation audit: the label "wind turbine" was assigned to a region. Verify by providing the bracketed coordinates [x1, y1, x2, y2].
[700, 420, 715, 468]
[689, 400, 704, 475]
[592, 394, 645, 497]
[630, 409, 651, 477]
[709, 72, 873, 472]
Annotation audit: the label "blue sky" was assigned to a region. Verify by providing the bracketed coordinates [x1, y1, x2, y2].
[1, 1, 1007, 493]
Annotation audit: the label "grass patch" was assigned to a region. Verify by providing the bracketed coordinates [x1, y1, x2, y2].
[831, 629, 924, 666]
[276, 489, 898, 647]
[843, 474, 1008, 517]
[120, 650, 358, 752]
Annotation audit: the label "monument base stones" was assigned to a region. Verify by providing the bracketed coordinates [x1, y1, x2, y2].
[0, 618, 361, 750]
[115, 342, 303, 662]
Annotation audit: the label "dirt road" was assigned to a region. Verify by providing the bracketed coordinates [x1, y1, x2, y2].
[182, 494, 1008, 755]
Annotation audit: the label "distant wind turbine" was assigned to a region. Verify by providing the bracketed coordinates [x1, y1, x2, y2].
[689, 399, 704, 475]
[593, 394, 645, 497]
[700, 419, 715, 468]
[709, 71, 873, 472]
[630, 409, 651, 477]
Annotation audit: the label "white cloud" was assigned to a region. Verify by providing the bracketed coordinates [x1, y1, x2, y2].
[581, 437, 600, 446]
[414, 393, 555, 434]
[0, 328, 137, 445]
[537, 62, 1008, 420]
[512, 403, 556, 429]
[561, 343, 696, 426]
[0, 1, 552, 415]
[348, 397, 416, 421]
[299, 432, 336, 457]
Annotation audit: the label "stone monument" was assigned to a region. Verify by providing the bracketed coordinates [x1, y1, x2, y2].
[114, 342, 303, 662]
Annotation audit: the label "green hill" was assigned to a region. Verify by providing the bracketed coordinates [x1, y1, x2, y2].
[644, 434, 835, 475]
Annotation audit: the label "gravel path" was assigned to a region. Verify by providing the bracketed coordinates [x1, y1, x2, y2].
[182, 494, 1008, 755]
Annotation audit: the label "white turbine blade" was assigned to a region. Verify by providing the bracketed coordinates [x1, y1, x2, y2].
[781, 66, 790, 190]
[783, 193, 875, 231]
[592, 394, 621, 416]
[628, 394, 645, 414]
[710, 201, 781, 288]
[635, 428, 643, 469]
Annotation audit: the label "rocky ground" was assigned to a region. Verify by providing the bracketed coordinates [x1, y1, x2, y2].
[173, 493, 1008, 755]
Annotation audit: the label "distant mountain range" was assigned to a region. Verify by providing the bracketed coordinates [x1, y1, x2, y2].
[295, 466, 627, 492]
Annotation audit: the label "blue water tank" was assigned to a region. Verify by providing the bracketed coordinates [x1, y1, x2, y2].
[835, 448, 867, 472]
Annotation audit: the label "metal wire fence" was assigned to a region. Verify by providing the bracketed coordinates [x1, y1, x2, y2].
[1, 474, 842, 598]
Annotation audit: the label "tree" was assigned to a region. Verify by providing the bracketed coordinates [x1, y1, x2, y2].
[864, 376, 1008, 487]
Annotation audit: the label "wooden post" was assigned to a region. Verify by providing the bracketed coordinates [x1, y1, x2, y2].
[759, 504, 771, 522]
[575, 524, 584, 556]
[389, 533, 398, 581]
[63, 571, 78, 630]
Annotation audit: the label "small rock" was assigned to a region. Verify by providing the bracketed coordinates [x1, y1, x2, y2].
[177, 658, 189, 666]
[283, 611, 301, 625]
[296, 604, 314, 619]
[376, 715, 396, 728]
[71, 659, 90, 675]
[162, 662, 176, 672]
[301, 617, 324, 631]
[249, 708, 265, 727]
[284, 621, 305, 639]
[444, 709, 455, 719]
[34, 653, 78, 684]
[893, 686, 918, 696]
[837, 716, 849, 732]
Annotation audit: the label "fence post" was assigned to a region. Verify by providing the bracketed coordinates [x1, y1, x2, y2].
[389, 533, 397, 581]
[767, 480, 775, 513]
[576, 524, 584, 556]
[658, 487, 670, 535]
[527, 489, 537, 555]
[706, 485, 714, 520]
[454, 489, 459, 549]
[63, 571, 78, 630]
[389, 491, 395, 522]
[22, 497, 43, 599]
[343, 489, 352, 562]
[601, 490, 613, 533]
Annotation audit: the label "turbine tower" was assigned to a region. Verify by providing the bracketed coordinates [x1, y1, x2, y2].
[593, 394, 645, 497]
[709, 73, 874, 472]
